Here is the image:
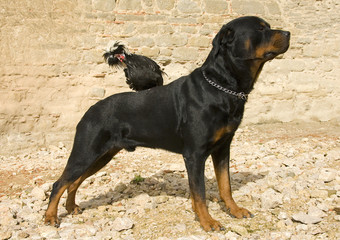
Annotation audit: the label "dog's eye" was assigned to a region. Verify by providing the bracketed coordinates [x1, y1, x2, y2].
[258, 26, 265, 32]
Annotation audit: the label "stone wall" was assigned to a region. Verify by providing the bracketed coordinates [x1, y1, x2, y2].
[0, 0, 339, 153]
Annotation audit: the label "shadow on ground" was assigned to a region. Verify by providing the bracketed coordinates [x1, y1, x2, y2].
[63, 169, 266, 216]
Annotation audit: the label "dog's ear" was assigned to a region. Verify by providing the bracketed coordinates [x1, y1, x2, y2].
[212, 26, 235, 57]
[222, 28, 235, 45]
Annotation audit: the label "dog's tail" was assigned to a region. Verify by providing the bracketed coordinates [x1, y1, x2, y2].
[103, 41, 130, 68]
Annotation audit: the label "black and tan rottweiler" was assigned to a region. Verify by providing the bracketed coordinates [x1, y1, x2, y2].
[45, 16, 290, 231]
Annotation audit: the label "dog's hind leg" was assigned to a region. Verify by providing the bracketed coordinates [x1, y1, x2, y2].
[65, 147, 121, 214]
[45, 118, 124, 225]
[45, 147, 121, 226]
[44, 179, 70, 226]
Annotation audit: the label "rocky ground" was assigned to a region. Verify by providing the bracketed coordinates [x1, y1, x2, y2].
[0, 122, 339, 240]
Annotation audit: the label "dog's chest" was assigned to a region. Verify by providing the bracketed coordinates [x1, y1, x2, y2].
[212, 121, 240, 143]
[211, 104, 244, 143]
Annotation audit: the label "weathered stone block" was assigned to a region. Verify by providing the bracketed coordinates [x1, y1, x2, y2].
[181, 26, 198, 34]
[172, 47, 199, 62]
[188, 36, 211, 48]
[288, 73, 320, 93]
[155, 34, 188, 47]
[258, 85, 283, 96]
[156, 0, 175, 11]
[177, 0, 201, 14]
[117, 0, 142, 11]
[144, 15, 168, 22]
[318, 60, 334, 72]
[282, 59, 306, 72]
[197, 15, 228, 24]
[139, 47, 160, 58]
[93, 0, 115, 12]
[120, 23, 137, 36]
[127, 36, 155, 47]
[143, 0, 153, 8]
[204, 0, 228, 14]
[160, 48, 172, 56]
[116, 14, 145, 22]
[199, 26, 214, 36]
[169, 17, 198, 24]
[232, 0, 265, 15]
[309, 99, 338, 122]
[273, 100, 296, 122]
[266, 1, 281, 15]
[158, 25, 175, 34]
[137, 24, 159, 34]
[303, 41, 338, 58]
[89, 88, 106, 99]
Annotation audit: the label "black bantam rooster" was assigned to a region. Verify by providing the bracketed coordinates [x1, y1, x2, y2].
[103, 41, 164, 91]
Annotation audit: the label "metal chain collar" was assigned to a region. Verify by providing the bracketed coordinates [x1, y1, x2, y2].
[201, 69, 248, 101]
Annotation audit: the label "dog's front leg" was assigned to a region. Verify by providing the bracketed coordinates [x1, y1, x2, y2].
[211, 137, 253, 219]
[184, 155, 224, 231]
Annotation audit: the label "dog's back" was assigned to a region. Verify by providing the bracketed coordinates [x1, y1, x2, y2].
[80, 76, 188, 153]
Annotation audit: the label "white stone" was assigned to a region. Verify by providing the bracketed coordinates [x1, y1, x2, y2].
[0, 206, 17, 226]
[310, 189, 328, 199]
[224, 231, 240, 239]
[112, 217, 134, 231]
[292, 212, 323, 224]
[296, 223, 309, 231]
[261, 188, 283, 209]
[318, 168, 336, 183]
[38, 226, 60, 239]
[308, 206, 327, 218]
[58, 228, 75, 239]
[230, 225, 248, 236]
[133, 193, 151, 206]
[41, 182, 52, 193]
[31, 186, 46, 201]
[316, 203, 329, 212]
[174, 223, 187, 232]
[89, 88, 105, 98]
[0, 231, 12, 240]
[278, 211, 289, 220]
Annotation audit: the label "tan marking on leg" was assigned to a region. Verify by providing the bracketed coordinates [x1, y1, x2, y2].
[214, 165, 252, 218]
[65, 148, 121, 215]
[190, 195, 196, 212]
[191, 193, 223, 231]
[66, 176, 84, 214]
[45, 184, 69, 226]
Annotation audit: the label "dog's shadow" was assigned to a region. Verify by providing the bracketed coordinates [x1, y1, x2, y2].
[72, 170, 266, 213]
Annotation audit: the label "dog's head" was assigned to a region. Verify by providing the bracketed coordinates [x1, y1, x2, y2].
[211, 16, 290, 77]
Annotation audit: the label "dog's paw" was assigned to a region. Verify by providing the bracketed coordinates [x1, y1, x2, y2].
[44, 215, 60, 228]
[66, 204, 82, 215]
[229, 206, 254, 219]
[200, 218, 225, 232]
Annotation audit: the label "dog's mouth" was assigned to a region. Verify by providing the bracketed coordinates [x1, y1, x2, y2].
[261, 31, 290, 60]
[263, 51, 276, 59]
[263, 43, 289, 60]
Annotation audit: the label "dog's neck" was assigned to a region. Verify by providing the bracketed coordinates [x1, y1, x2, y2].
[202, 53, 260, 95]
[234, 59, 265, 93]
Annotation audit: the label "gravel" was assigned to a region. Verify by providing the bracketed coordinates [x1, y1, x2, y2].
[0, 122, 339, 239]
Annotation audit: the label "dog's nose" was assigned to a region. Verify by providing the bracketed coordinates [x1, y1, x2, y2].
[283, 31, 290, 38]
